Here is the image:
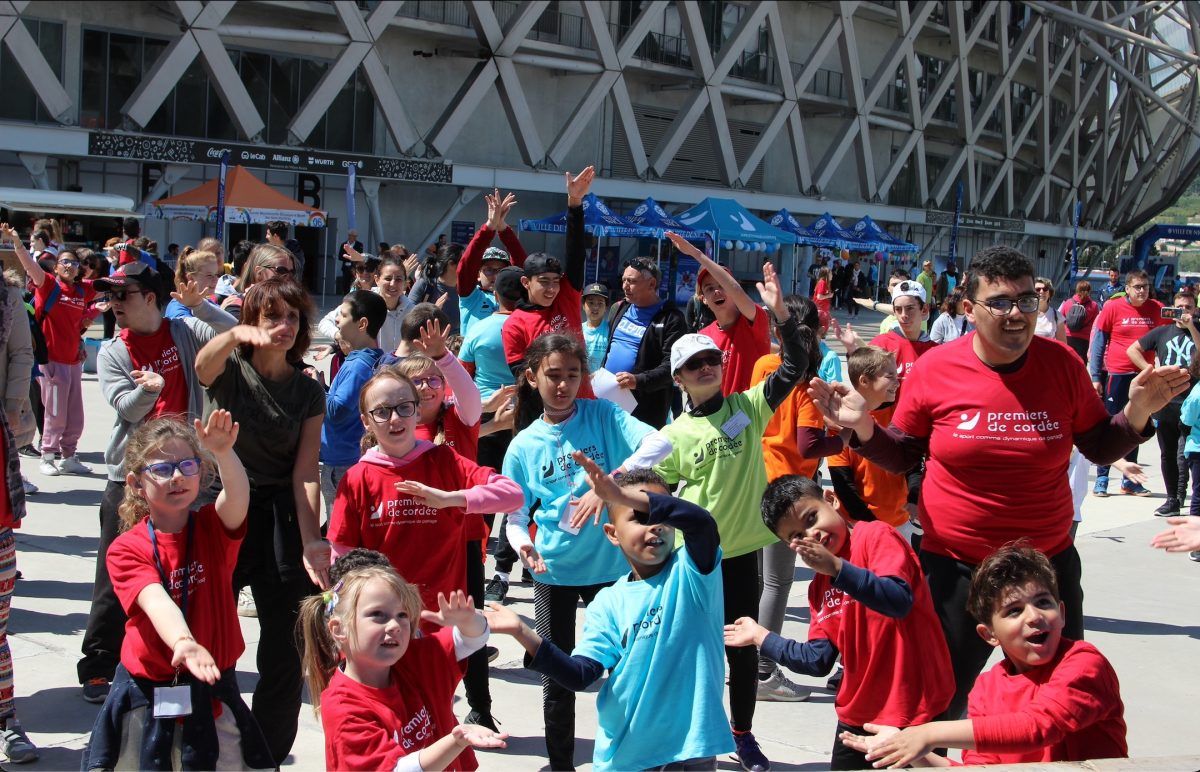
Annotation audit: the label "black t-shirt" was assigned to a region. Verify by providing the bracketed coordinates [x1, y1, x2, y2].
[1137, 324, 1196, 404]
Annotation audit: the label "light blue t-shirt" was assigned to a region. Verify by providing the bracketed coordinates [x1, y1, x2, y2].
[459, 286, 497, 340]
[502, 399, 654, 586]
[582, 320, 610, 374]
[574, 541, 732, 770]
[818, 340, 843, 383]
[605, 301, 662, 375]
[459, 312, 511, 402]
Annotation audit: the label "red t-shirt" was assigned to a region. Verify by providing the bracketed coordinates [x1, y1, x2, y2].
[120, 320, 188, 419]
[701, 304, 771, 396]
[321, 626, 477, 771]
[34, 274, 95, 364]
[328, 446, 493, 620]
[869, 330, 938, 386]
[963, 639, 1127, 765]
[108, 504, 246, 681]
[807, 520, 952, 727]
[502, 282, 594, 399]
[1093, 296, 1167, 374]
[829, 405, 908, 528]
[814, 279, 832, 315]
[891, 334, 1110, 564]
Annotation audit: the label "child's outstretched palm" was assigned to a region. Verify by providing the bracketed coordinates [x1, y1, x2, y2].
[195, 410, 239, 456]
[452, 723, 509, 750]
[412, 319, 450, 359]
[420, 590, 477, 629]
[172, 638, 220, 685]
[483, 602, 524, 636]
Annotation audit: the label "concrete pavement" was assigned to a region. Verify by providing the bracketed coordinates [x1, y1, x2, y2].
[5, 306, 1200, 770]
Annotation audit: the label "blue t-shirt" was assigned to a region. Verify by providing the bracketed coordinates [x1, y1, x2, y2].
[163, 298, 193, 320]
[818, 341, 843, 383]
[604, 302, 662, 375]
[321, 347, 384, 466]
[502, 399, 654, 586]
[459, 286, 497, 340]
[582, 320, 610, 374]
[459, 312, 512, 402]
[574, 536, 731, 770]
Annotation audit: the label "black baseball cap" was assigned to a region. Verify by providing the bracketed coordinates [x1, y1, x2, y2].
[494, 266, 525, 302]
[582, 283, 608, 299]
[94, 261, 162, 295]
[523, 253, 562, 277]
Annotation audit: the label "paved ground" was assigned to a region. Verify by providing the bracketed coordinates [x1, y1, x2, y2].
[5, 305, 1200, 770]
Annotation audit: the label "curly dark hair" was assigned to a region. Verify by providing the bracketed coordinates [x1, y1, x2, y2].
[967, 542, 1060, 625]
[963, 246, 1034, 299]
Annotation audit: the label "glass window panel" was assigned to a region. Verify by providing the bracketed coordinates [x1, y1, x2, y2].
[239, 51, 271, 133]
[266, 55, 299, 145]
[325, 77, 355, 151]
[174, 57, 208, 137]
[0, 29, 38, 122]
[206, 49, 238, 140]
[106, 33, 144, 130]
[143, 38, 172, 134]
[300, 59, 330, 148]
[352, 70, 373, 153]
[80, 29, 107, 129]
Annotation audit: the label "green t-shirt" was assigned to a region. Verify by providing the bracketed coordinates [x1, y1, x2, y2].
[655, 383, 777, 559]
[916, 271, 935, 300]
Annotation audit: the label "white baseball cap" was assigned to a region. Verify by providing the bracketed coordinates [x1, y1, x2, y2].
[671, 334, 722, 373]
[890, 279, 927, 304]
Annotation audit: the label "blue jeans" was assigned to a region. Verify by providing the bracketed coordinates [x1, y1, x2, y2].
[1094, 372, 1139, 488]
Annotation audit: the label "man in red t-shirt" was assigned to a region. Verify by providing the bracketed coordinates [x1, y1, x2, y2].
[1088, 269, 1167, 496]
[869, 280, 938, 387]
[809, 245, 1188, 720]
[502, 167, 595, 399]
[77, 261, 236, 702]
[665, 232, 770, 396]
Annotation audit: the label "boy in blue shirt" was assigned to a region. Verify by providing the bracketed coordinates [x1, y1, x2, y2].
[319, 289, 386, 519]
[487, 452, 732, 771]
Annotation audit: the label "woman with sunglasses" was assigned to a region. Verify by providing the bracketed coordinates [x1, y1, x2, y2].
[220, 244, 296, 321]
[1034, 276, 1067, 342]
[195, 277, 329, 766]
[652, 255, 811, 772]
[2, 223, 95, 477]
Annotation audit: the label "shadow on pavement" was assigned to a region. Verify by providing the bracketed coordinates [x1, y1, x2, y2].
[1084, 614, 1200, 639]
[15, 533, 100, 559]
[14, 578, 96, 603]
[11, 608, 89, 636]
[22, 743, 87, 771]
[14, 685, 98, 736]
[23, 488, 102, 508]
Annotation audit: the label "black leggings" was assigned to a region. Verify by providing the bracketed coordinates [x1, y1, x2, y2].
[463, 540, 491, 714]
[722, 550, 762, 733]
[1155, 401, 1189, 502]
[534, 580, 610, 771]
[477, 421, 519, 573]
[920, 545, 1083, 720]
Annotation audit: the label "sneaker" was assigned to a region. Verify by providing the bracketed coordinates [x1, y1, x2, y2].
[37, 455, 58, 477]
[1155, 498, 1181, 517]
[56, 456, 91, 475]
[732, 731, 770, 772]
[16, 445, 38, 459]
[462, 709, 501, 733]
[237, 588, 257, 618]
[1091, 483, 1108, 498]
[81, 678, 109, 704]
[756, 668, 810, 702]
[20, 477, 36, 496]
[483, 576, 509, 604]
[1122, 482, 1152, 497]
[520, 567, 533, 583]
[485, 645, 499, 663]
[1190, 551, 1200, 563]
[826, 665, 844, 692]
[0, 720, 37, 764]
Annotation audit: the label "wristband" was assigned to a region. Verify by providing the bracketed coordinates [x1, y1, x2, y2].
[172, 634, 195, 649]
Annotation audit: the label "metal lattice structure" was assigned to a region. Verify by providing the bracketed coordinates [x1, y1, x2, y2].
[2, 0, 1199, 240]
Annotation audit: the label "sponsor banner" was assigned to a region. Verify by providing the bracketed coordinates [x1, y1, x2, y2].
[925, 208, 1026, 233]
[88, 131, 453, 183]
[215, 150, 229, 240]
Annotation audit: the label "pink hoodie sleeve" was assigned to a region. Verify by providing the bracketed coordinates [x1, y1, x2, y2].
[438, 351, 482, 426]
[461, 472, 524, 514]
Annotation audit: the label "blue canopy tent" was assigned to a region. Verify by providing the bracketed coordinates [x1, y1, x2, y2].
[847, 215, 920, 253]
[769, 209, 843, 248]
[807, 212, 859, 245]
[673, 197, 800, 297]
[626, 197, 706, 301]
[519, 193, 654, 284]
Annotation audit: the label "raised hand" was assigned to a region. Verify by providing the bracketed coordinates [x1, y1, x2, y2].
[665, 231, 703, 260]
[482, 384, 516, 414]
[485, 188, 518, 232]
[756, 261, 786, 321]
[228, 324, 276, 348]
[195, 409, 239, 455]
[1128, 365, 1190, 417]
[412, 318, 450, 359]
[342, 243, 366, 262]
[808, 378, 871, 435]
[131, 368, 165, 394]
[792, 538, 842, 576]
[572, 450, 622, 504]
[483, 602, 525, 635]
[420, 590, 479, 629]
[171, 278, 209, 309]
[171, 638, 220, 685]
[831, 318, 861, 352]
[566, 166, 595, 206]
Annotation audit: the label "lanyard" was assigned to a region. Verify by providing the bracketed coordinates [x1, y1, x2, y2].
[147, 513, 194, 622]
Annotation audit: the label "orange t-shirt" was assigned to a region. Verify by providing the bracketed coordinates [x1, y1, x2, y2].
[828, 404, 909, 528]
[751, 354, 825, 482]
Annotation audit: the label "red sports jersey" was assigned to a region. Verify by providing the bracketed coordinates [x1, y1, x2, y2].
[34, 274, 95, 364]
[891, 334, 1111, 563]
[328, 446, 493, 620]
[808, 520, 952, 728]
[501, 283, 594, 398]
[964, 638, 1127, 765]
[869, 330, 938, 386]
[701, 304, 771, 396]
[108, 505, 246, 681]
[1093, 296, 1167, 374]
[120, 320, 188, 419]
[321, 626, 477, 771]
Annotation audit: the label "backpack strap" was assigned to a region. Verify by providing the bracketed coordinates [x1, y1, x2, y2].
[36, 281, 61, 323]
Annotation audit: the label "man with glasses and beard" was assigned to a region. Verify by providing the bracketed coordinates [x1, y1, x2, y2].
[601, 257, 687, 428]
[809, 245, 1188, 722]
[1089, 269, 1169, 497]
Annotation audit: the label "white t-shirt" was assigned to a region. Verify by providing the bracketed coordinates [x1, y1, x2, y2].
[1035, 307, 1060, 338]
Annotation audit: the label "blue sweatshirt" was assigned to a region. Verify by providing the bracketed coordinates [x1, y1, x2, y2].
[321, 347, 384, 466]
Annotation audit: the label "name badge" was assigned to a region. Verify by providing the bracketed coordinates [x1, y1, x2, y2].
[721, 410, 751, 439]
[559, 500, 582, 536]
[153, 685, 193, 718]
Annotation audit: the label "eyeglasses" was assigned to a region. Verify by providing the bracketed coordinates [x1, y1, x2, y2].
[1127, 283, 1150, 291]
[266, 264, 294, 276]
[480, 266, 502, 277]
[411, 375, 444, 390]
[109, 289, 146, 302]
[140, 457, 202, 482]
[682, 352, 723, 371]
[366, 401, 418, 423]
[58, 259, 79, 268]
[973, 295, 1040, 315]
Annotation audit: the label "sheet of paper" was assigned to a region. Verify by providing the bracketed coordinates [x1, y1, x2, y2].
[591, 368, 638, 413]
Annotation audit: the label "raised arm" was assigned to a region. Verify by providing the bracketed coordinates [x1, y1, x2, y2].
[0, 224, 45, 287]
[197, 410, 249, 531]
[666, 231, 759, 322]
[135, 584, 220, 685]
[457, 189, 518, 295]
[194, 325, 273, 387]
[563, 167, 594, 290]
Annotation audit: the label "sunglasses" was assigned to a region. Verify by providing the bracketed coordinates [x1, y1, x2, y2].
[109, 288, 146, 301]
[266, 264, 294, 276]
[140, 457, 202, 482]
[366, 401, 418, 423]
[58, 259, 80, 268]
[682, 352, 723, 371]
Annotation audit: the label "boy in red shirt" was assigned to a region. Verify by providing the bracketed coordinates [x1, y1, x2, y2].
[725, 475, 952, 771]
[840, 543, 1127, 767]
[869, 279, 937, 386]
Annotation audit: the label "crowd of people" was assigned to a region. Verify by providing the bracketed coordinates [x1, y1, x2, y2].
[0, 175, 1196, 772]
